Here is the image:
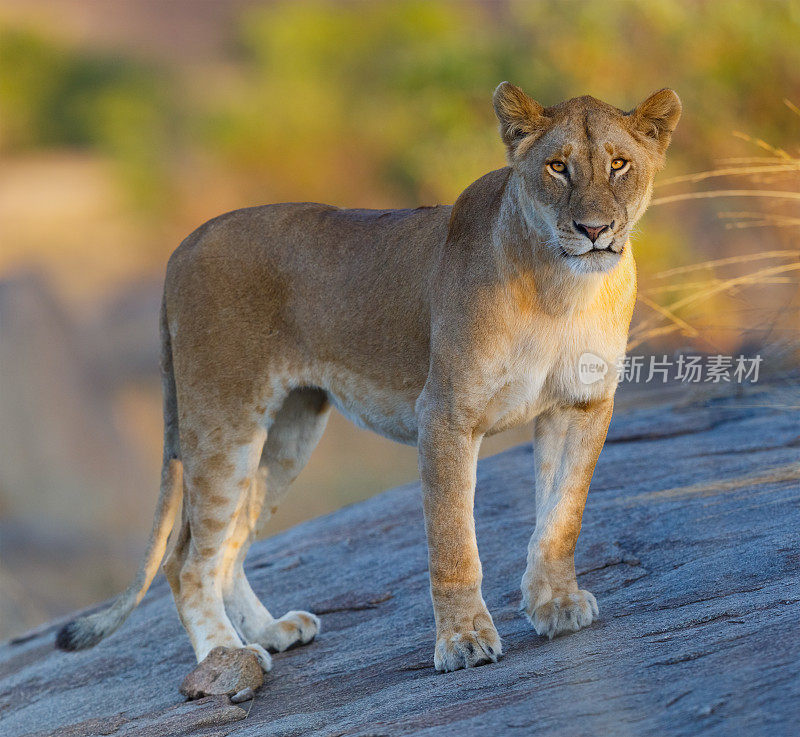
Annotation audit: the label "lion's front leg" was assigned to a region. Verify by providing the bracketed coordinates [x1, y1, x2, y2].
[417, 404, 501, 672]
[522, 398, 613, 638]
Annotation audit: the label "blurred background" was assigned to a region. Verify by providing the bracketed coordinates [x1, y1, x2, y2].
[1, 0, 798, 640]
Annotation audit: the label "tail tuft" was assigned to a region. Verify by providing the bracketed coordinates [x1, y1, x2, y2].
[56, 614, 110, 651]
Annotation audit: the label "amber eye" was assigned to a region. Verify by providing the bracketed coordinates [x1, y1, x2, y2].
[549, 161, 567, 174]
[611, 158, 627, 171]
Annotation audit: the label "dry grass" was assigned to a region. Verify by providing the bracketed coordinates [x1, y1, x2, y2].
[630, 102, 800, 355]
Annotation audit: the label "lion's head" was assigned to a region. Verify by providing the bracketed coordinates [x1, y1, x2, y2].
[493, 82, 681, 274]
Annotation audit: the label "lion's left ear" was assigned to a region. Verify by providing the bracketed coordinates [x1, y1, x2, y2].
[493, 82, 549, 157]
[629, 89, 682, 154]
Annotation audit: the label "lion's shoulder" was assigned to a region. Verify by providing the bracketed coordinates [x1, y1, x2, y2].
[446, 167, 511, 246]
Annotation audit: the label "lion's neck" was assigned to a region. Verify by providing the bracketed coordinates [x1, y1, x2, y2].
[493, 170, 607, 316]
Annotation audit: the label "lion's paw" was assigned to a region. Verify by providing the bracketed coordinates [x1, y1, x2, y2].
[253, 610, 320, 653]
[434, 626, 502, 672]
[527, 590, 598, 639]
[242, 643, 273, 671]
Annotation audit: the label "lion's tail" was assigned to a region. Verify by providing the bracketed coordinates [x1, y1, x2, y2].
[56, 296, 183, 651]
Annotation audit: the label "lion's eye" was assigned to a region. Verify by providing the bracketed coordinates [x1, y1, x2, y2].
[548, 161, 567, 174]
[611, 158, 627, 171]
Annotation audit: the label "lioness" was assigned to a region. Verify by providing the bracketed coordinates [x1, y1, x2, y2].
[57, 83, 680, 684]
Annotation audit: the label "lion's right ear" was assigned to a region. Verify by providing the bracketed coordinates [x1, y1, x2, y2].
[493, 82, 548, 157]
[629, 88, 682, 155]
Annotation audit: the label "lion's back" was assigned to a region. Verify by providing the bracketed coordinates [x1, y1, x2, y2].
[163, 201, 449, 392]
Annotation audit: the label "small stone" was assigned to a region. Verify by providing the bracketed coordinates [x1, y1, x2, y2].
[231, 687, 255, 703]
[180, 647, 264, 700]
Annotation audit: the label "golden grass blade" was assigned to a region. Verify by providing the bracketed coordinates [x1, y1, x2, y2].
[651, 189, 800, 206]
[718, 211, 799, 219]
[724, 221, 800, 229]
[646, 276, 797, 294]
[657, 164, 800, 188]
[627, 324, 682, 351]
[666, 262, 800, 312]
[647, 280, 725, 293]
[653, 251, 800, 278]
[784, 98, 800, 119]
[718, 212, 800, 228]
[732, 131, 792, 159]
[638, 294, 699, 337]
[632, 263, 800, 339]
[716, 156, 789, 164]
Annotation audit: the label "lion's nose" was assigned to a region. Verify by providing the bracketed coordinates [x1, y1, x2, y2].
[573, 220, 613, 243]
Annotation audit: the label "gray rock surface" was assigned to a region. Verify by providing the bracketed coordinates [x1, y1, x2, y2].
[1, 383, 798, 736]
[179, 647, 264, 700]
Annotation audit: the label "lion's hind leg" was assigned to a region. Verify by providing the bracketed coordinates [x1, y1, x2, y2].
[164, 420, 272, 679]
[222, 388, 330, 653]
[221, 486, 321, 655]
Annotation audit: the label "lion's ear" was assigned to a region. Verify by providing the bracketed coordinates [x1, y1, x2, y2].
[630, 88, 682, 154]
[492, 82, 548, 156]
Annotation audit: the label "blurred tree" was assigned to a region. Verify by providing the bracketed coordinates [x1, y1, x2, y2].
[198, 0, 800, 208]
[0, 26, 176, 211]
[3, 1, 798, 213]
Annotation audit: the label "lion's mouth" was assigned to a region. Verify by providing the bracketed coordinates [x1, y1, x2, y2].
[561, 240, 623, 258]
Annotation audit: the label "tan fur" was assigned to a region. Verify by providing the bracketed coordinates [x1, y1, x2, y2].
[57, 83, 680, 677]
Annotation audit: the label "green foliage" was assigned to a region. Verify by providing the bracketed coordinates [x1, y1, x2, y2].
[201, 0, 800, 204]
[0, 1, 798, 232]
[0, 26, 176, 209]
